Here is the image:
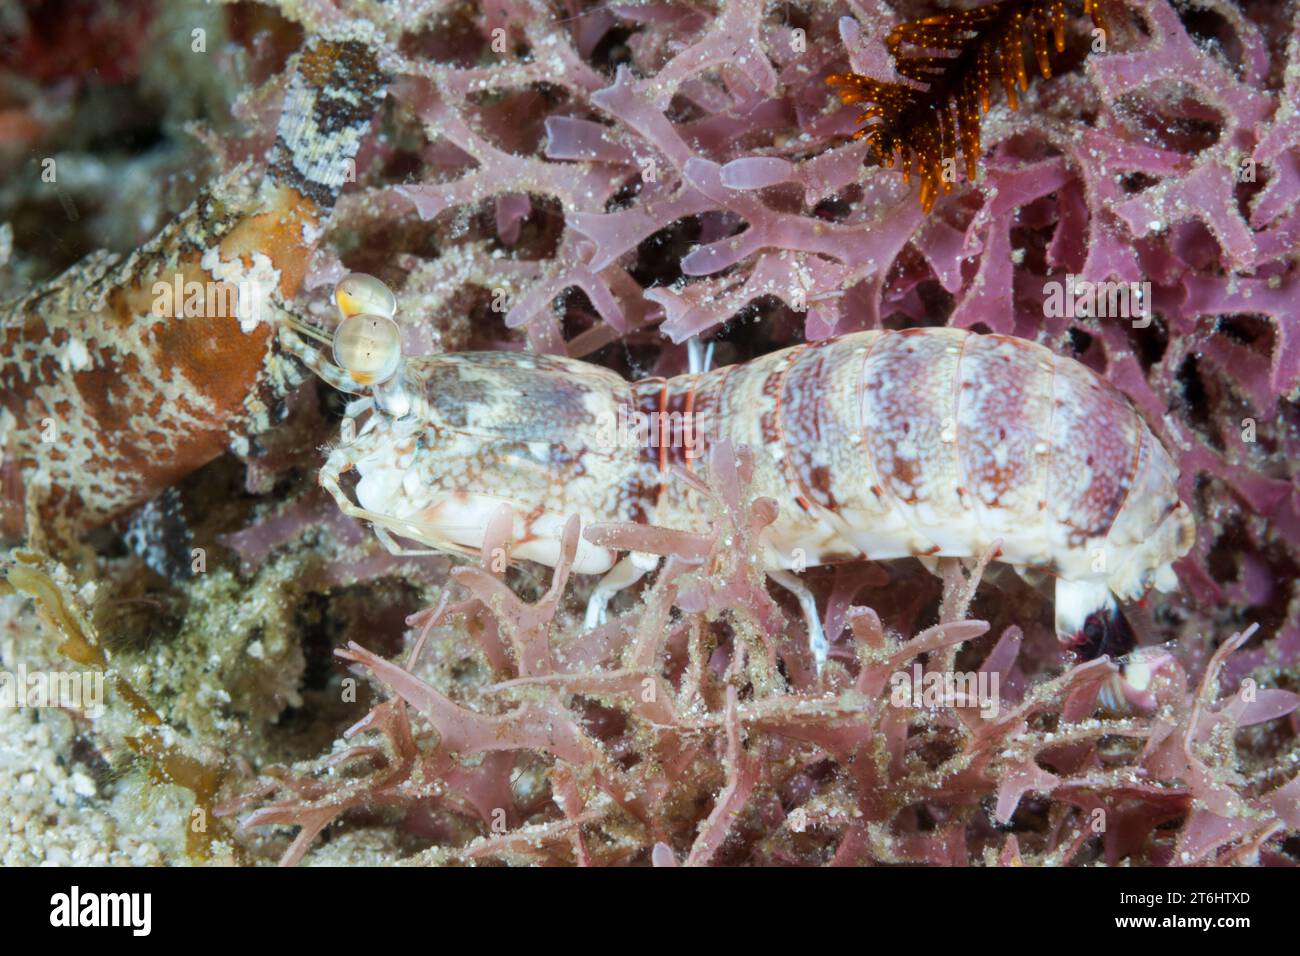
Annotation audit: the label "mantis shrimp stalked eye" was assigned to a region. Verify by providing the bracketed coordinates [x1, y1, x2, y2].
[336, 271, 398, 320]
[277, 273, 409, 412]
[333, 313, 402, 385]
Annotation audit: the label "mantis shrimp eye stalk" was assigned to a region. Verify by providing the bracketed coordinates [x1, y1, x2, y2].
[333, 313, 403, 385]
[336, 271, 398, 320]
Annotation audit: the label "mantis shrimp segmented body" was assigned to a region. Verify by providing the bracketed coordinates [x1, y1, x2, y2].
[282, 275, 1195, 692]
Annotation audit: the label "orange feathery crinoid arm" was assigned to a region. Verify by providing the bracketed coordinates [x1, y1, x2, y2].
[827, 0, 1109, 212]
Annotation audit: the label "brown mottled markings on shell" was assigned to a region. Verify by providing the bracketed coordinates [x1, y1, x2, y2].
[425, 363, 494, 428]
[758, 348, 798, 447]
[427, 352, 600, 436]
[779, 340, 841, 512]
[957, 333, 1054, 526]
[1102, 424, 1146, 541]
[1047, 357, 1144, 541]
[266, 39, 387, 208]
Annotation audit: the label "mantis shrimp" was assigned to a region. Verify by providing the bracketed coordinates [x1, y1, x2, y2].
[280, 273, 1195, 700]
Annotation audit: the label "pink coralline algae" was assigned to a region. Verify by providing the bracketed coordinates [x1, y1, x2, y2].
[226, 443, 1300, 865]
